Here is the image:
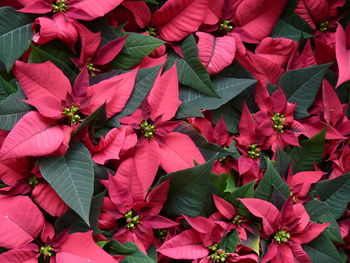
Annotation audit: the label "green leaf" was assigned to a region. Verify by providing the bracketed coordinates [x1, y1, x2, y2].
[274, 147, 291, 178]
[111, 32, 164, 69]
[288, 129, 326, 173]
[0, 7, 34, 71]
[315, 173, 350, 219]
[179, 35, 217, 97]
[55, 191, 106, 235]
[271, 0, 313, 41]
[39, 141, 94, 225]
[165, 39, 217, 97]
[279, 64, 330, 119]
[104, 240, 154, 263]
[254, 158, 290, 200]
[74, 103, 107, 137]
[219, 230, 239, 253]
[0, 85, 32, 130]
[304, 199, 343, 243]
[222, 181, 256, 217]
[240, 227, 260, 255]
[211, 102, 241, 134]
[163, 159, 215, 217]
[108, 65, 161, 126]
[176, 77, 256, 118]
[175, 122, 240, 161]
[0, 75, 17, 100]
[29, 41, 77, 82]
[302, 233, 343, 263]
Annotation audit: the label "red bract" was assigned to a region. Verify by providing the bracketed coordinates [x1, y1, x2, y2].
[254, 88, 304, 154]
[32, 13, 79, 49]
[99, 173, 177, 253]
[158, 214, 258, 262]
[117, 65, 205, 200]
[196, 32, 236, 75]
[210, 194, 253, 241]
[335, 23, 350, 87]
[239, 198, 330, 263]
[19, 0, 123, 21]
[0, 60, 136, 159]
[0, 195, 44, 249]
[188, 114, 233, 174]
[72, 24, 127, 74]
[234, 103, 266, 182]
[152, 0, 210, 42]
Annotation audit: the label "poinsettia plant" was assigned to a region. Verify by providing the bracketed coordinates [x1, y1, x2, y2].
[0, 0, 349, 262]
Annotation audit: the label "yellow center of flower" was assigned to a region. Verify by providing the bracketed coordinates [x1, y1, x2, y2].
[147, 27, 157, 36]
[52, 0, 69, 13]
[40, 245, 54, 256]
[209, 244, 228, 262]
[154, 228, 168, 241]
[28, 176, 39, 188]
[220, 20, 234, 32]
[247, 143, 260, 159]
[274, 230, 291, 244]
[140, 120, 156, 139]
[232, 214, 245, 225]
[87, 63, 96, 73]
[124, 210, 141, 231]
[62, 105, 81, 124]
[272, 113, 285, 133]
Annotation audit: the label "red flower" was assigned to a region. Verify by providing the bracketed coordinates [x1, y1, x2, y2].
[239, 197, 330, 263]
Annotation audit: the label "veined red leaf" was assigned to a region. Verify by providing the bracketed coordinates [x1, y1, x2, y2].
[157, 229, 208, 259]
[147, 64, 181, 121]
[85, 68, 138, 118]
[238, 198, 279, 236]
[116, 139, 160, 202]
[0, 111, 70, 160]
[14, 60, 71, 102]
[152, 0, 209, 42]
[56, 231, 116, 263]
[0, 195, 44, 249]
[158, 132, 205, 173]
[196, 32, 236, 75]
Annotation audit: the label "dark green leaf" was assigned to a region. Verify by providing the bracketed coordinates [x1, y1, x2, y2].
[111, 33, 164, 69]
[163, 159, 215, 217]
[223, 181, 255, 217]
[176, 77, 256, 118]
[108, 65, 161, 126]
[254, 158, 290, 200]
[104, 240, 154, 263]
[288, 129, 326, 173]
[302, 233, 343, 263]
[315, 173, 350, 219]
[219, 230, 239, 253]
[39, 141, 94, 225]
[211, 102, 241, 134]
[304, 199, 343, 243]
[75, 103, 107, 136]
[165, 36, 217, 97]
[279, 64, 330, 119]
[275, 147, 291, 179]
[0, 75, 17, 100]
[175, 121, 240, 160]
[55, 191, 106, 235]
[0, 85, 32, 130]
[240, 229, 260, 255]
[271, 0, 313, 41]
[29, 41, 77, 82]
[0, 7, 34, 70]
